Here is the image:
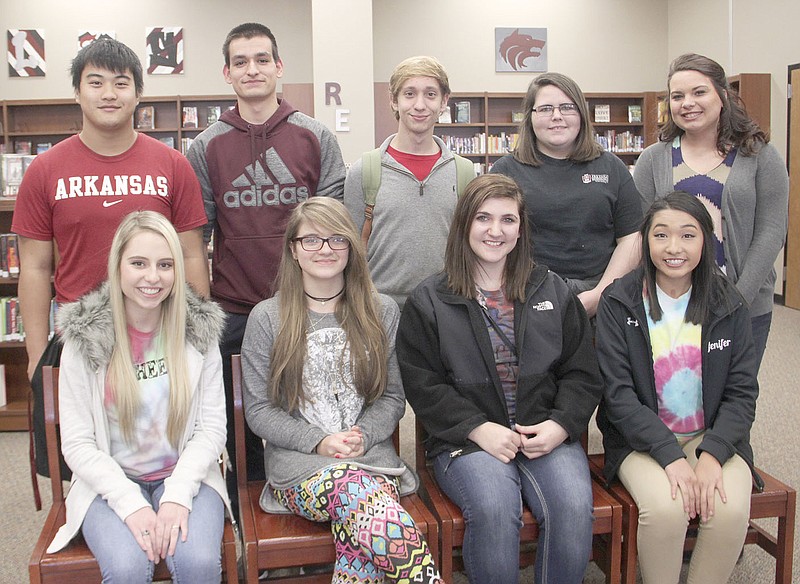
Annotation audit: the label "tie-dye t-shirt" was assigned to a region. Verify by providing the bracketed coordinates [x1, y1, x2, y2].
[105, 326, 178, 481]
[644, 285, 704, 439]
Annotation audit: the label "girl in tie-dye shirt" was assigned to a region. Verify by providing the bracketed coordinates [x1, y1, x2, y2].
[597, 192, 759, 584]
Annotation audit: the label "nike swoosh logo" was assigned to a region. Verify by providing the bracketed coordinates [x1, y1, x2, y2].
[103, 200, 123, 207]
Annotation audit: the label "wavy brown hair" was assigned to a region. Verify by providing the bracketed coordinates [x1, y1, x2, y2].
[659, 53, 767, 156]
[513, 72, 603, 167]
[269, 198, 388, 411]
[445, 174, 534, 301]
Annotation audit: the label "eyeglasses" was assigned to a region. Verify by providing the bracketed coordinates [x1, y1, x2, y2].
[292, 235, 350, 251]
[531, 103, 579, 117]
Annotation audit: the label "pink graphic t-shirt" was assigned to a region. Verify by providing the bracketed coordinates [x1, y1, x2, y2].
[105, 326, 178, 481]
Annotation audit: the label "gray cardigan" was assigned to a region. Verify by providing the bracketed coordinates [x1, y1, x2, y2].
[633, 140, 788, 317]
[241, 292, 417, 513]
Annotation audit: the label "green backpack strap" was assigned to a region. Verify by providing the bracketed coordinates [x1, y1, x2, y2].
[359, 149, 472, 250]
[360, 148, 382, 249]
[452, 154, 474, 197]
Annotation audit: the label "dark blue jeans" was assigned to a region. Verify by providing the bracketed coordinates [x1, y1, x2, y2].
[433, 441, 593, 584]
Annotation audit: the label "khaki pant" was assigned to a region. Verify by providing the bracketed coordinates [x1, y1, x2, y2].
[618, 434, 752, 584]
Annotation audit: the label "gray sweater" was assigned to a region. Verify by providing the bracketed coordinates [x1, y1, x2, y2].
[344, 134, 475, 310]
[633, 140, 788, 317]
[241, 292, 416, 513]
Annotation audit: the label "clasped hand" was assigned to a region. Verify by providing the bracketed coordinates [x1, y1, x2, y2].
[664, 452, 726, 522]
[124, 501, 189, 562]
[316, 425, 365, 458]
[468, 420, 568, 463]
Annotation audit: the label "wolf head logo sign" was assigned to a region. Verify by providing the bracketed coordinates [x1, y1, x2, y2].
[498, 29, 546, 72]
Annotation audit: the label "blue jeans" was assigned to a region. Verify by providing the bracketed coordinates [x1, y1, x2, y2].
[433, 441, 593, 584]
[750, 311, 772, 374]
[82, 481, 224, 584]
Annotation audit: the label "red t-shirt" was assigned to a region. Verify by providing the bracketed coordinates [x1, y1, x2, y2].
[12, 134, 207, 303]
[386, 145, 441, 181]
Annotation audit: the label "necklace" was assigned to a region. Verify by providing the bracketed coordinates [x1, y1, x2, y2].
[304, 287, 344, 306]
[308, 312, 328, 333]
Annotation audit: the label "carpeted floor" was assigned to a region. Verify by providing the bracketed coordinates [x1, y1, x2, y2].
[3, 304, 799, 584]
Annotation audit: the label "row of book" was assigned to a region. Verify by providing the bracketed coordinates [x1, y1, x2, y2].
[0, 297, 58, 343]
[594, 104, 643, 124]
[594, 130, 644, 153]
[1, 154, 36, 198]
[0, 297, 24, 342]
[134, 105, 229, 130]
[0, 234, 20, 278]
[439, 132, 518, 155]
[0, 141, 51, 155]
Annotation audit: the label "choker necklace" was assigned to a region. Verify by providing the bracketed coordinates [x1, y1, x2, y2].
[304, 287, 344, 306]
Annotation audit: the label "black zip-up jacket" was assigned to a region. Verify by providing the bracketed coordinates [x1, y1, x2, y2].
[595, 269, 762, 489]
[397, 266, 602, 460]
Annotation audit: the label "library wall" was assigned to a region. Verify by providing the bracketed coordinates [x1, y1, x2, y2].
[0, 0, 313, 99]
[371, 0, 669, 95]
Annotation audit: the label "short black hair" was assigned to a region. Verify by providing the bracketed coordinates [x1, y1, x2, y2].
[71, 38, 143, 97]
[223, 23, 279, 67]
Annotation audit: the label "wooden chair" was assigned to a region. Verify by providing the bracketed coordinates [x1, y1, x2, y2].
[29, 366, 239, 584]
[588, 453, 796, 584]
[414, 421, 623, 583]
[231, 354, 440, 584]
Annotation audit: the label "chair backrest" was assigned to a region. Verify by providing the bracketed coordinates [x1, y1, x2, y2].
[231, 355, 249, 491]
[42, 365, 64, 502]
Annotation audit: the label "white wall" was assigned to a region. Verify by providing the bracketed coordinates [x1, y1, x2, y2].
[0, 0, 313, 99]
[372, 0, 669, 94]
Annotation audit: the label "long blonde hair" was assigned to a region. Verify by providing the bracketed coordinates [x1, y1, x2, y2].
[106, 211, 191, 447]
[269, 198, 388, 411]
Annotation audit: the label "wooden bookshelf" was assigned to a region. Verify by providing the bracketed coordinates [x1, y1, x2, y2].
[373, 88, 659, 173]
[0, 86, 314, 156]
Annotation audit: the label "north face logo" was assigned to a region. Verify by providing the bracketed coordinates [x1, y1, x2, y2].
[223, 147, 310, 207]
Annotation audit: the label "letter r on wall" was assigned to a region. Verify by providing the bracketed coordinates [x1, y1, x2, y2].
[325, 82, 342, 106]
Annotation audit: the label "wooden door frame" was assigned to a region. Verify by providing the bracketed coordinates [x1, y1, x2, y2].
[785, 64, 800, 308]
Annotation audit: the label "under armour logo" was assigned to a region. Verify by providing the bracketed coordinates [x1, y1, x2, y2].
[626, 317, 639, 327]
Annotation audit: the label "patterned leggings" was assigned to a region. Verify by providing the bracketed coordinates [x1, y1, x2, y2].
[274, 463, 441, 584]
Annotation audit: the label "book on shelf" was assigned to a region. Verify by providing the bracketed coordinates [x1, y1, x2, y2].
[5, 235, 19, 277]
[180, 137, 195, 155]
[158, 136, 175, 149]
[657, 100, 669, 125]
[36, 142, 52, 154]
[15, 140, 32, 155]
[628, 104, 642, 123]
[0, 296, 24, 342]
[1, 154, 26, 198]
[182, 106, 198, 128]
[455, 101, 471, 124]
[206, 106, 222, 126]
[511, 110, 525, 124]
[0, 235, 7, 277]
[438, 106, 452, 124]
[135, 105, 155, 129]
[0, 364, 6, 407]
[594, 104, 610, 123]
